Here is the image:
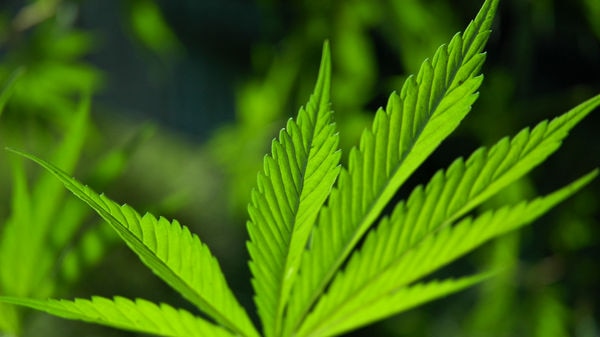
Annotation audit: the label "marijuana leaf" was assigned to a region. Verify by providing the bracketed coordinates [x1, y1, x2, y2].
[2, 0, 599, 336]
[295, 92, 600, 336]
[246, 42, 341, 337]
[4, 148, 260, 337]
[295, 171, 597, 337]
[284, 0, 498, 333]
[0, 296, 237, 337]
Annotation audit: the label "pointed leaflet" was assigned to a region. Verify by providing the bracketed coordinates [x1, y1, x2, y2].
[8, 150, 259, 337]
[0, 296, 237, 337]
[297, 171, 597, 337]
[296, 92, 600, 335]
[286, 0, 499, 332]
[301, 274, 491, 337]
[246, 43, 340, 337]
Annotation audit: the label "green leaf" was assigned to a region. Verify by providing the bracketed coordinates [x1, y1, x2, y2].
[298, 93, 600, 330]
[286, 0, 499, 333]
[293, 92, 600, 335]
[0, 94, 90, 300]
[246, 42, 341, 337]
[297, 170, 597, 337]
[0, 296, 237, 337]
[301, 274, 491, 337]
[0, 93, 91, 336]
[8, 149, 260, 337]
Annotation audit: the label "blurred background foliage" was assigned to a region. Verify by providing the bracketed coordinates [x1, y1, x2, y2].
[0, 0, 598, 336]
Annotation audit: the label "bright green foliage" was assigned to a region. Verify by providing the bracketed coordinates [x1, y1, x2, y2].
[0, 296, 237, 337]
[294, 91, 600, 335]
[247, 42, 341, 337]
[6, 148, 260, 337]
[0, 86, 138, 335]
[284, 0, 497, 332]
[296, 171, 596, 337]
[298, 274, 490, 337]
[2, 0, 599, 336]
[0, 72, 138, 336]
[0, 94, 90, 335]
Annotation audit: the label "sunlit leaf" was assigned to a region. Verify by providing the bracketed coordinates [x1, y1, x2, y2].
[0, 296, 237, 337]
[8, 149, 260, 337]
[247, 42, 340, 337]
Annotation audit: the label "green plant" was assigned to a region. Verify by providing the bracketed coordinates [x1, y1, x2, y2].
[1, 0, 599, 336]
[0, 88, 139, 336]
[0, 7, 144, 334]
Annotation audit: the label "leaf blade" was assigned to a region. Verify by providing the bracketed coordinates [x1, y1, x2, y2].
[298, 170, 597, 337]
[0, 296, 237, 337]
[246, 42, 341, 337]
[294, 92, 600, 335]
[8, 149, 259, 337]
[302, 274, 490, 337]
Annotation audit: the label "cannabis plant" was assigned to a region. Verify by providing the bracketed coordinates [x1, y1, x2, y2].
[1, 0, 599, 336]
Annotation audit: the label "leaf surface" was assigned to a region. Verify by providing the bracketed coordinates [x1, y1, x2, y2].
[300, 93, 600, 332]
[8, 149, 259, 337]
[296, 92, 600, 336]
[301, 274, 490, 337]
[246, 43, 340, 337]
[0, 296, 236, 337]
[297, 170, 597, 337]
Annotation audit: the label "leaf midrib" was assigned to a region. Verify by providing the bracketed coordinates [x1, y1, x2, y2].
[272, 106, 327, 337]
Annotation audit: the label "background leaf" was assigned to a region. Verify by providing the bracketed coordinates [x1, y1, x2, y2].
[0, 94, 92, 335]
